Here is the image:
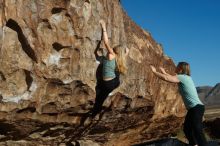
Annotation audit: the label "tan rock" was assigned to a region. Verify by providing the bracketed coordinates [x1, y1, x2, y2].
[0, 0, 185, 145]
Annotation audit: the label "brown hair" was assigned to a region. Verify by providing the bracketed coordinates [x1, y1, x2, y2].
[176, 62, 191, 76]
[113, 45, 127, 74]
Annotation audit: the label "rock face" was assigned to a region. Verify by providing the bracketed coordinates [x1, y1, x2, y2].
[0, 0, 185, 145]
[197, 83, 220, 106]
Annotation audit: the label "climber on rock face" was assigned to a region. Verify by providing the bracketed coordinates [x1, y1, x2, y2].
[150, 62, 207, 146]
[90, 20, 129, 118]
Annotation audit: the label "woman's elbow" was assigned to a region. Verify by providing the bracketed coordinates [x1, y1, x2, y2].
[163, 76, 176, 83]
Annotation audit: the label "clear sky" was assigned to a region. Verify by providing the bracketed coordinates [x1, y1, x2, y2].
[121, 0, 220, 87]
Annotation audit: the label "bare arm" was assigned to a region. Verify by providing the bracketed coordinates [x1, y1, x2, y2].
[150, 65, 180, 83]
[94, 40, 105, 62]
[94, 40, 101, 58]
[99, 20, 115, 55]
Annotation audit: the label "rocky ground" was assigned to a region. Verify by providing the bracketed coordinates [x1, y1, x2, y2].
[0, 112, 183, 146]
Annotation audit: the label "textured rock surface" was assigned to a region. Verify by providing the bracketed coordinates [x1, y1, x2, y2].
[0, 0, 185, 145]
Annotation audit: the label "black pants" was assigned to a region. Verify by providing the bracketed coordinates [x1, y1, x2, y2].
[184, 104, 207, 146]
[91, 77, 120, 117]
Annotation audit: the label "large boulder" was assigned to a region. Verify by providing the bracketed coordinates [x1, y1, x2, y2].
[0, 0, 185, 145]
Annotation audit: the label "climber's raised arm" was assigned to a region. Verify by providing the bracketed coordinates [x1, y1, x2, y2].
[99, 20, 115, 56]
[150, 65, 180, 83]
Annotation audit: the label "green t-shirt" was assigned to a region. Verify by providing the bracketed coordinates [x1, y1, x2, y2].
[177, 74, 203, 110]
[102, 58, 116, 79]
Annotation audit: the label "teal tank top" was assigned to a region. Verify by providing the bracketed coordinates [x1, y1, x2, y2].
[177, 74, 203, 110]
[102, 58, 116, 79]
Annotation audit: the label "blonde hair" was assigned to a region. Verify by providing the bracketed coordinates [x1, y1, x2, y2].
[176, 62, 191, 76]
[113, 45, 127, 74]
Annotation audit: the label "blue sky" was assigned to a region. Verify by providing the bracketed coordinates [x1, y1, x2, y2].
[121, 0, 220, 87]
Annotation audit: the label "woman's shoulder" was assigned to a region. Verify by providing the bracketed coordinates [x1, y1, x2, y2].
[108, 53, 116, 60]
[105, 55, 116, 61]
[177, 74, 192, 81]
[103, 57, 116, 63]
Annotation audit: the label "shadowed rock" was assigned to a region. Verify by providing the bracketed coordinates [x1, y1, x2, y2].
[6, 19, 38, 62]
[132, 138, 219, 146]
